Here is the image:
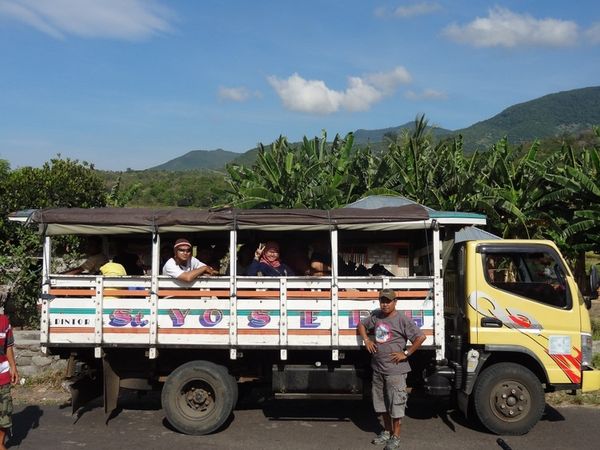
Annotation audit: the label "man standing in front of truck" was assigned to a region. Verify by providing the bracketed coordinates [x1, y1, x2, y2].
[358, 288, 426, 450]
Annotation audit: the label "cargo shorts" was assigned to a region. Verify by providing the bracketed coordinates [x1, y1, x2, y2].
[371, 371, 408, 419]
[0, 384, 13, 429]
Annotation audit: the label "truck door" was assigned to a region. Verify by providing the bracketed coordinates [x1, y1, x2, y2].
[472, 243, 582, 385]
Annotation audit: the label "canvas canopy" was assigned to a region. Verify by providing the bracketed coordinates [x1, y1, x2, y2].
[21, 205, 436, 235]
[15, 195, 487, 235]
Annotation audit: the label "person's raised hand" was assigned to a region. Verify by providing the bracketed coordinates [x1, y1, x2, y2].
[255, 243, 265, 260]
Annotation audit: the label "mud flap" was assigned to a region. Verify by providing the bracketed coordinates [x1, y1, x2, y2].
[103, 355, 121, 423]
[70, 375, 102, 416]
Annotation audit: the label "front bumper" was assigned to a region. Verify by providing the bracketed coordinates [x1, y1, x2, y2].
[581, 368, 600, 392]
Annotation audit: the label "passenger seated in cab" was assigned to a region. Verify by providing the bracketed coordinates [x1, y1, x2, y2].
[162, 238, 219, 282]
[247, 241, 295, 276]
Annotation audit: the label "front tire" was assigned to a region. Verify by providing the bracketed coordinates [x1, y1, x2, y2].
[473, 362, 545, 435]
[161, 360, 238, 435]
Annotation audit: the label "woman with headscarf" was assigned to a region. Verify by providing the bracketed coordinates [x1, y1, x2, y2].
[246, 241, 295, 276]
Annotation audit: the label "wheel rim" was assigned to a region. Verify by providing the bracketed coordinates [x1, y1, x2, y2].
[488, 379, 531, 422]
[176, 379, 216, 420]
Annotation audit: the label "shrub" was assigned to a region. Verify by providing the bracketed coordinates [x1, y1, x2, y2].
[593, 319, 600, 340]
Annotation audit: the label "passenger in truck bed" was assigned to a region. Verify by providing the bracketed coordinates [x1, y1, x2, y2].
[62, 236, 108, 275]
[247, 241, 295, 276]
[308, 240, 331, 276]
[113, 240, 144, 276]
[162, 238, 219, 282]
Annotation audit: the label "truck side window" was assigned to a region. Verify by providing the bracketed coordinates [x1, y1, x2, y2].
[484, 252, 567, 308]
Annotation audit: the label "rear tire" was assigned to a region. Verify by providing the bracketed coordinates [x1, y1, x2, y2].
[473, 362, 545, 435]
[161, 360, 238, 435]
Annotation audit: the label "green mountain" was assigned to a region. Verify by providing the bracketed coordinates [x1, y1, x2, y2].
[456, 86, 600, 150]
[230, 146, 259, 167]
[354, 122, 452, 145]
[146, 86, 600, 170]
[148, 148, 238, 171]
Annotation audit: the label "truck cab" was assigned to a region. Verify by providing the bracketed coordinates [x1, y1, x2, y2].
[442, 239, 600, 434]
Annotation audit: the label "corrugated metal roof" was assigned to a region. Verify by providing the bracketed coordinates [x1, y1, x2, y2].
[345, 195, 486, 220]
[455, 226, 501, 243]
[345, 195, 435, 212]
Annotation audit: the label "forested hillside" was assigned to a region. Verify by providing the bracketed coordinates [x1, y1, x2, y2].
[148, 149, 239, 171]
[457, 86, 600, 150]
[145, 86, 600, 170]
[100, 169, 229, 207]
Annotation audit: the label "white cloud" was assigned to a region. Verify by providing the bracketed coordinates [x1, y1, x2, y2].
[0, 0, 173, 40]
[585, 22, 600, 44]
[405, 88, 447, 100]
[267, 74, 343, 114]
[442, 7, 578, 48]
[339, 77, 384, 112]
[218, 86, 253, 102]
[267, 66, 412, 115]
[366, 67, 412, 93]
[375, 2, 441, 19]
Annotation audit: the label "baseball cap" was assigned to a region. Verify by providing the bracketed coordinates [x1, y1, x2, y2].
[174, 238, 191, 249]
[379, 288, 396, 302]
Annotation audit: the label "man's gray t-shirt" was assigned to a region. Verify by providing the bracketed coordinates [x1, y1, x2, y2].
[361, 310, 424, 375]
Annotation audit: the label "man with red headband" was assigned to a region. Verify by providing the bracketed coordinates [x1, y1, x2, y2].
[247, 241, 295, 276]
[162, 238, 218, 282]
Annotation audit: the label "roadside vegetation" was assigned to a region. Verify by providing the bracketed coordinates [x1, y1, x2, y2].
[1, 124, 600, 407]
[1, 117, 599, 328]
[593, 319, 600, 340]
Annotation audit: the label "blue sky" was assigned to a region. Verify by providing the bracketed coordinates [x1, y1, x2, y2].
[1, 0, 599, 171]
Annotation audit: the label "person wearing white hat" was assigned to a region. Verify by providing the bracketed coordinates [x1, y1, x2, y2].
[162, 238, 218, 282]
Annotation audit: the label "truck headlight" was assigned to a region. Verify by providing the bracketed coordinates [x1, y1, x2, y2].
[582, 333, 593, 368]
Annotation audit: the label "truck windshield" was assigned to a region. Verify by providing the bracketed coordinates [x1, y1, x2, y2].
[484, 251, 568, 308]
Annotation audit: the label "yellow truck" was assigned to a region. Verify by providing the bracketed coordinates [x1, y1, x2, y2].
[13, 201, 599, 436]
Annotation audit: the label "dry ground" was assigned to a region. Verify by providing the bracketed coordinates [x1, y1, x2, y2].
[11, 382, 70, 406]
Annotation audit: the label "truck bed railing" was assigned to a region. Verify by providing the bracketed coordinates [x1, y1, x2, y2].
[42, 274, 436, 357]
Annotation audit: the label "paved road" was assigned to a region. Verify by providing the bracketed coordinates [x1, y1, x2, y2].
[7, 390, 600, 450]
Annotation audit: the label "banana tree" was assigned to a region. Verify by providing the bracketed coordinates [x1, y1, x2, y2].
[221, 131, 367, 209]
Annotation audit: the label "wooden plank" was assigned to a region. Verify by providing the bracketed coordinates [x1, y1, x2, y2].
[100, 289, 149, 297]
[286, 291, 331, 299]
[236, 290, 280, 298]
[158, 328, 229, 334]
[102, 328, 149, 334]
[158, 289, 230, 298]
[49, 289, 95, 296]
[48, 327, 94, 333]
[338, 290, 430, 299]
[288, 329, 331, 335]
[237, 329, 279, 335]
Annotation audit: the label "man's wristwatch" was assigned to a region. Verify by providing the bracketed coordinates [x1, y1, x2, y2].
[403, 350, 409, 357]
